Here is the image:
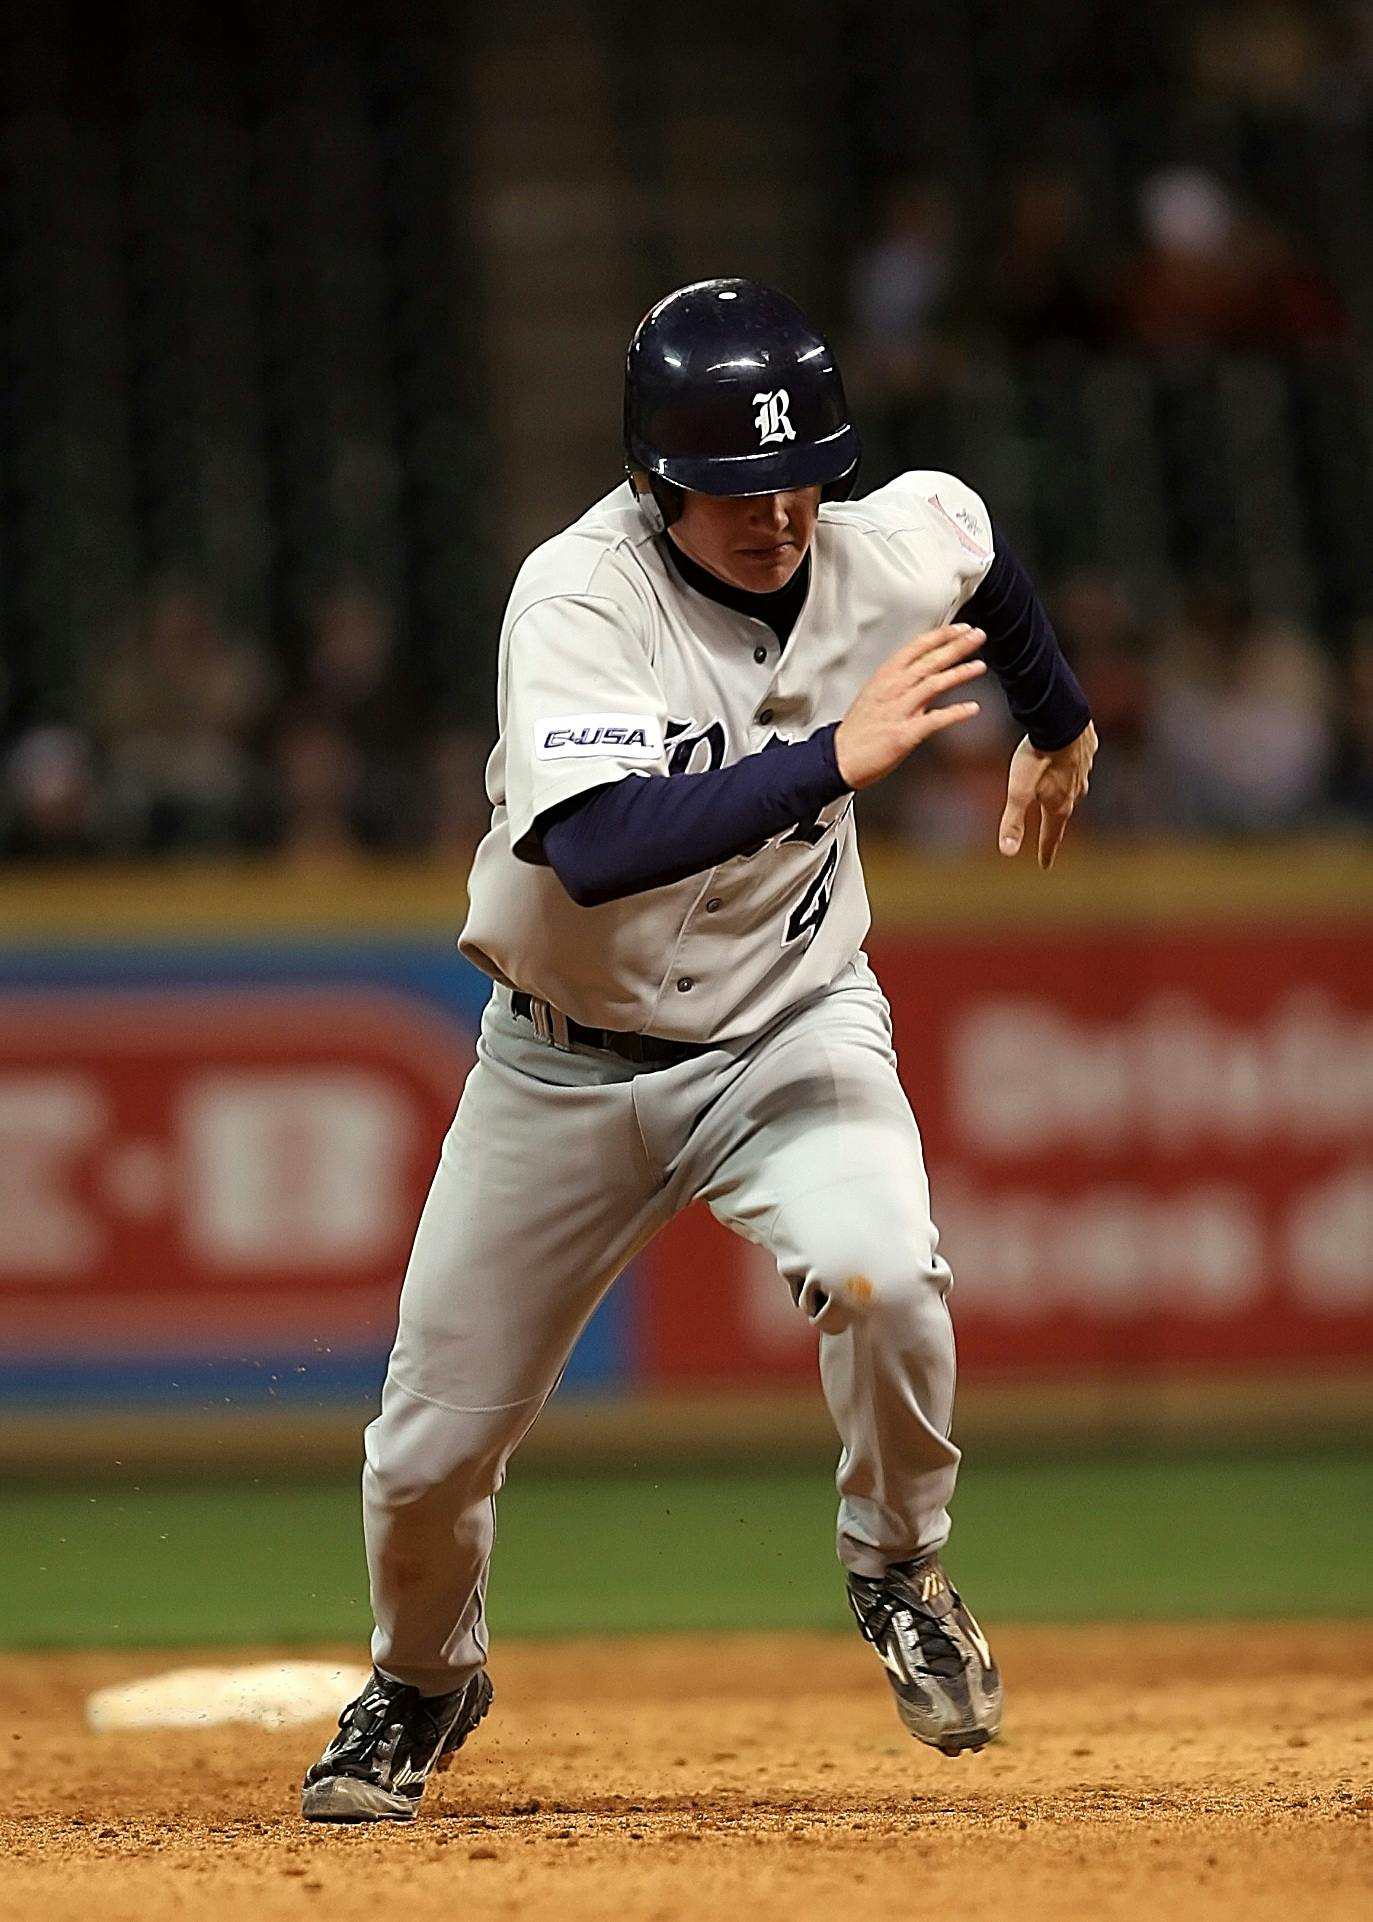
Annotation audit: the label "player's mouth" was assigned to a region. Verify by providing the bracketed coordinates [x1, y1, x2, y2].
[740, 540, 793, 556]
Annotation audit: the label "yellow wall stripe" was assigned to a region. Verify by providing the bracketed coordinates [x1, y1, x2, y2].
[1, 838, 1370, 942]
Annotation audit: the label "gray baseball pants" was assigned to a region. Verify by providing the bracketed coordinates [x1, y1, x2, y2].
[363, 956, 959, 1695]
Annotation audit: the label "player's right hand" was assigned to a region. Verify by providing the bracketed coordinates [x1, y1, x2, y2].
[834, 624, 986, 790]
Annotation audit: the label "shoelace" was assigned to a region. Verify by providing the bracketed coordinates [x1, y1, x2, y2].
[855, 1585, 966, 1682]
[336, 1682, 441, 1763]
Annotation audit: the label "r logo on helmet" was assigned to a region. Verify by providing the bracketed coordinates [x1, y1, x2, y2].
[752, 389, 796, 446]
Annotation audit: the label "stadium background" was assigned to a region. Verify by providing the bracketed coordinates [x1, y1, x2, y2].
[1, 6, 1371, 1918]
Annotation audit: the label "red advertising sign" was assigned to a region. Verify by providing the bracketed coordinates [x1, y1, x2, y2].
[638, 927, 1373, 1381]
[0, 991, 471, 1358]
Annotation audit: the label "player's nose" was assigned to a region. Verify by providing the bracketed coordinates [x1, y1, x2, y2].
[749, 492, 791, 535]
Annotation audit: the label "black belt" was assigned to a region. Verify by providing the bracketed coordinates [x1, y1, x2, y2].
[510, 991, 710, 1066]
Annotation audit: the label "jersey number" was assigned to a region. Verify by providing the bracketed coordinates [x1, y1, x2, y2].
[784, 841, 839, 947]
[665, 717, 726, 775]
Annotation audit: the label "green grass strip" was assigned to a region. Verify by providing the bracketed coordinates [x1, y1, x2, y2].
[3, 1451, 1370, 1648]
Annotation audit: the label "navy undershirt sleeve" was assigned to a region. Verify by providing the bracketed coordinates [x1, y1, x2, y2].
[536, 725, 848, 907]
[536, 531, 1089, 909]
[957, 535, 1092, 751]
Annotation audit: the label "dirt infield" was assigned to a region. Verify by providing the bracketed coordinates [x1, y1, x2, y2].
[4, 1626, 1371, 1922]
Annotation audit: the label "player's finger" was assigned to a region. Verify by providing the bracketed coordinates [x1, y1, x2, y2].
[998, 788, 1029, 857]
[897, 621, 973, 659]
[920, 624, 986, 672]
[893, 643, 986, 706]
[908, 658, 987, 707]
[1038, 801, 1072, 870]
[913, 700, 980, 742]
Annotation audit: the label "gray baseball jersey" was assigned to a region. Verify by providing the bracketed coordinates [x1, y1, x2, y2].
[459, 469, 995, 1041]
[355, 472, 997, 1708]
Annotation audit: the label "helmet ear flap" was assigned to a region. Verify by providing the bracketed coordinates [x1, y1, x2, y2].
[650, 477, 685, 526]
[626, 468, 662, 531]
[626, 468, 684, 532]
[822, 457, 861, 504]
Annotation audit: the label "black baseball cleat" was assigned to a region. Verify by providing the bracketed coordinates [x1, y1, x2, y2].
[301, 1665, 493, 1821]
[847, 1554, 1002, 1756]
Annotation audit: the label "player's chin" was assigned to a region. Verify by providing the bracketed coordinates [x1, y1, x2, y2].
[734, 543, 800, 588]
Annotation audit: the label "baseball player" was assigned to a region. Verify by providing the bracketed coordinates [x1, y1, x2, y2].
[302, 279, 1097, 1821]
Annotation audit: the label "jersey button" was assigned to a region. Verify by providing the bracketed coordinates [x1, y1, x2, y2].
[757, 707, 774, 725]
[705, 897, 722, 913]
[676, 976, 694, 992]
[753, 645, 767, 664]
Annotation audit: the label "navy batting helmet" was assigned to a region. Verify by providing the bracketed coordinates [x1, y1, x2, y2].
[623, 278, 859, 522]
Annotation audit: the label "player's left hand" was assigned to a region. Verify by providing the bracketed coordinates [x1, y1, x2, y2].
[997, 721, 1097, 870]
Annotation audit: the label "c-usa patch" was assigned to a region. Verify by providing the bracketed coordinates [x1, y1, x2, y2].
[533, 713, 664, 761]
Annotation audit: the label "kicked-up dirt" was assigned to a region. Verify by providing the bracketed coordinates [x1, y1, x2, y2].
[2, 1625, 1371, 1921]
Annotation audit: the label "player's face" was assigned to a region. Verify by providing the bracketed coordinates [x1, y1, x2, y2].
[671, 485, 822, 592]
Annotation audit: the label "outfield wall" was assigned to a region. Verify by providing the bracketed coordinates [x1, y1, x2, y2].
[2, 843, 1371, 1455]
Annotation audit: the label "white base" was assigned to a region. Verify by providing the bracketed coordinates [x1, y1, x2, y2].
[86, 1660, 369, 1731]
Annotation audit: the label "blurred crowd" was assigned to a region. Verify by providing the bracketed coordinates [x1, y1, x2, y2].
[832, 1, 1373, 854]
[3, 568, 1370, 865]
[848, 159, 1348, 406]
[4, 0, 1373, 866]
[0, 583, 492, 865]
[848, 0, 1373, 383]
[863, 577, 1373, 852]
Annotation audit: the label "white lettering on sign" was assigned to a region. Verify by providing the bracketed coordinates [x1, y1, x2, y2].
[723, 1171, 1372, 1338]
[952, 990, 1373, 1155]
[0, 1077, 106, 1276]
[735, 1175, 1283, 1343]
[180, 1072, 413, 1268]
[534, 713, 663, 762]
[936, 1177, 1265, 1316]
[1287, 1166, 1373, 1307]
